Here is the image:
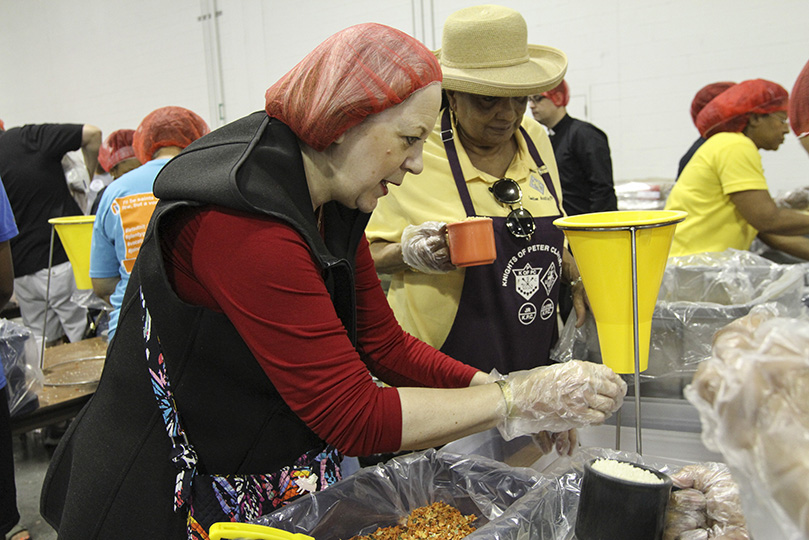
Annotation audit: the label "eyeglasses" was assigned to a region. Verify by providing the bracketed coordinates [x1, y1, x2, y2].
[489, 178, 536, 239]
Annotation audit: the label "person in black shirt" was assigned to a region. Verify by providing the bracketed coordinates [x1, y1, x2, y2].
[529, 79, 616, 216]
[529, 80, 616, 321]
[0, 122, 101, 344]
[676, 81, 736, 179]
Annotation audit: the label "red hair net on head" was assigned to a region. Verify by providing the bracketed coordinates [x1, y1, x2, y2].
[264, 23, 442, 152]
[133, 106, 210, 164]
[541, 79, 569, 107]
[790, 59, 809, 138]
[690, 82, 736, 126]
[696, 79, 788, 138]
[98, 129, 137, 172]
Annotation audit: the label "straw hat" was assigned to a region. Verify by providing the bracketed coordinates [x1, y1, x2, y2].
[435, 5, 567, 98]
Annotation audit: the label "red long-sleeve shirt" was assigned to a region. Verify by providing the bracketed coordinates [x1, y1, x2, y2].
[161, 206, 478, 456]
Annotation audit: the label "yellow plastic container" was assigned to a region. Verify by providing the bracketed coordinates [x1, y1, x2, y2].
[49, 215, 95, 290]
[209, 523, 314, 540]
[553, 211, 686, 374]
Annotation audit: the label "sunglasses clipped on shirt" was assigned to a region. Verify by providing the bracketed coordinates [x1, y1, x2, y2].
[489, 178, 536, 239]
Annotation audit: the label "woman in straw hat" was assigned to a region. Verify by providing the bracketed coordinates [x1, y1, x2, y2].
[42, 22, 624, 539]
[666, 78, 809, 260]
[368, 6, 587, 380]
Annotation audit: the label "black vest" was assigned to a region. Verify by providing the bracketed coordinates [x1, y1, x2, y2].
[41, 113, 370, 539]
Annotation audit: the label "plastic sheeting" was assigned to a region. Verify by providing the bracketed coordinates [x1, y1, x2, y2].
[686, 306, 809, 540]
[252, 447, 683, 540]
[0, 318, 42, 417]
[552, 249, 807, 397]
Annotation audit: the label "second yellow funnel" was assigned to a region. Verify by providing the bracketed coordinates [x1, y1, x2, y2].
[49, 215, 95, 290]
[554, 211, 686, 374]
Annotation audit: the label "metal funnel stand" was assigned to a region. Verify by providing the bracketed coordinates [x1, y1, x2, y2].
[554, 211, 686, 454]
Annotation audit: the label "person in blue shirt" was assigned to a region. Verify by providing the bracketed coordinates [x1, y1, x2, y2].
[89, 107, 208, 340]
[0, 173, 26, 540]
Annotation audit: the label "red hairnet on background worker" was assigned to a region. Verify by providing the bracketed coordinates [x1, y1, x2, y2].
[133, 106, 209, 164]
[540, 78, 569, 106]
[89, 106, 209, 340]
[696, 78, 788, 138]
[43, 21, 625, 539]
[791, 59, 809, 154]
[98, 129, 141, 180]
[690, 82, 736, 125]
[677, 81, 737, 177]
[666, 78, 809, 260]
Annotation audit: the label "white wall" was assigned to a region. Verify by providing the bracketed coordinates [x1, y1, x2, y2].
[1, 0, 807, 194]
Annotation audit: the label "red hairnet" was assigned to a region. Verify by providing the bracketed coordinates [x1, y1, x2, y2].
[790, 60, 809, 138]
[541, 79, 569, 107]
[133, 106, 210, 164]
[98, 129, 137, 172]
[696, 79, 788, 138]
[264, 23, 442, 152]
[690, 82, 736, 126]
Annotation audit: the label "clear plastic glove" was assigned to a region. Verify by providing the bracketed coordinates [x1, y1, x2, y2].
[401, 221, 455, 274]
[531, 428, 578, 456]
[491, 360, 626, 441]
[663, 463, 749, 540]
[775, 186, 809, 210]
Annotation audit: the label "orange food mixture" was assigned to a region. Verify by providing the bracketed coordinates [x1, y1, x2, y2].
[348, 501, 477, 540]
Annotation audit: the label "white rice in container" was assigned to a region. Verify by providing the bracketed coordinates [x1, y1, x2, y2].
[590, 459, 664, 484]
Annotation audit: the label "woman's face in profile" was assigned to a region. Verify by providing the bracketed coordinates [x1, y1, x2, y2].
[448, 91, 528, 149]
[326, 82, 442, 213]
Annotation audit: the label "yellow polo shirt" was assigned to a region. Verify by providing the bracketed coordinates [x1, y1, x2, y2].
[366, 112, 563, 349]
[665, 132, 769, 257]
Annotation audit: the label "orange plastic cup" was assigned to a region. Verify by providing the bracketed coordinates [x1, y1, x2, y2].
[446, 217, 496, 267]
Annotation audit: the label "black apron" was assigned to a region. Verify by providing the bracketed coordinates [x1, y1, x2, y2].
[438, 110, 565, 374]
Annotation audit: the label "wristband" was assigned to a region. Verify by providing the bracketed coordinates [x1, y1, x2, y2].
[495, 380, 513, 416]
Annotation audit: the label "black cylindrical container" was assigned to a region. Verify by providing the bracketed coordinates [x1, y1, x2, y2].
[575, 458, 673, 540]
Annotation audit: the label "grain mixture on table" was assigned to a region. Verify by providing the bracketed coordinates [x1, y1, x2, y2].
[348, 501, 477, 540]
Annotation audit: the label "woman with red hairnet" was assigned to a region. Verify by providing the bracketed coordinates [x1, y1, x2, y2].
[791, 59, 809, 155]
[676, 81, 736, 178]
[88, 128, 142, 214]
[665, 78, 809, 259]
[89, 107, 208, 341]
[41, 22, 624, 539]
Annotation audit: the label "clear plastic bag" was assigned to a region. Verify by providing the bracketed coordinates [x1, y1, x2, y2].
[551, 249, 806, 397]
[253, 446, 685, 540]
[253, 449, 540, 539]
[0, 318, 43, 416]
[685, 306, 809, 540]
[62, 151, 91, 214]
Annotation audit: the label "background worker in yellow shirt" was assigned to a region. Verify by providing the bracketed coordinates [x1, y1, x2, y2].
[665, 78, 809, 260]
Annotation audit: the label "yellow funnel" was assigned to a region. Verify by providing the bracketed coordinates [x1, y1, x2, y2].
[49, 215, 95, 290]
[554, 211, 686, 374]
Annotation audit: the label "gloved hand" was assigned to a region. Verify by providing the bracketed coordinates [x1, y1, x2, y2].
[775, 186, 809, 210]
[532, 428, 578, 456]
[401, 221, 455, 274]
[491, 360, 626, 441]
[663, 463, 749, 540]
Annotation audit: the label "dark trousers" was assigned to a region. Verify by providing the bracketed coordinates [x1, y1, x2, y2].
[0, 386, 19, 536]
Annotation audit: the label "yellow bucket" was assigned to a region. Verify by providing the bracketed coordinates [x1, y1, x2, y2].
[553, 211, 686, 374]
[49, 215, 95, 290]
[209, 523, 314, 540]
